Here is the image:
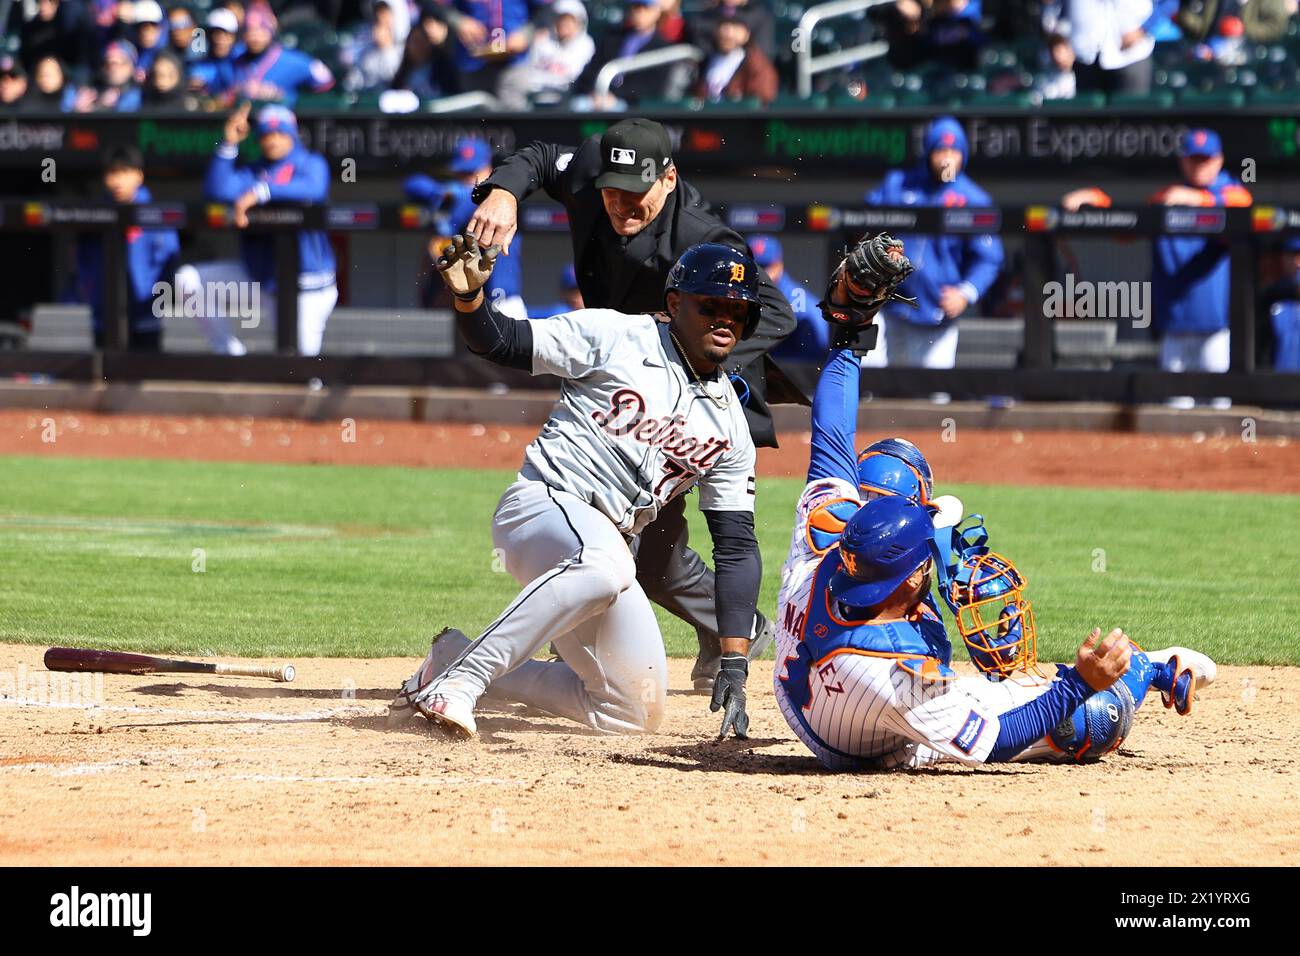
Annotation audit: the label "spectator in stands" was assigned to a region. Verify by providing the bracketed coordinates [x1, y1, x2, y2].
[166, 7, 201, 64]
[498, 0, 596, 108]
[21, 55, 78, 111]
[572, 0, 678, 110]
[0, 57, 29, 109]
[20, 0, 93, 78]
[443, 0, 550, 98]
[142, 49, 192, 108]
[407, 137, 527, 317]
[182, 103, 337, 355]
[74, 40, 143, 111]
[1035, 31, 1077, 100]
[526, 263, 586, 317]
[658, 0, 686, 42]
[1149, 127, 1252, 406]
[1177, 0, 1298, 43]
[686, 0, 777, 59]
[1046, 0, 1172, 95]
[188, 8, 243, 97]
[750, 235, 828, 365]
[224, 2, 335, 105]
[395, 2, 460, 99]
[345, 0, 406, 91]
[74, 145, 181, 351]
[123, 1, 168, 80]
[863, 115, 1004, 377]
[924, 0, 986, 71]
[1259, 236, 1300, 371]
[690, 13, 778, 104]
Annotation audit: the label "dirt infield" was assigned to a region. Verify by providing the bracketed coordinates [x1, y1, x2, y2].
[3, 409, 1297, 866]
[0, 643, 1293, 866]
[2, 409, 1298, 493]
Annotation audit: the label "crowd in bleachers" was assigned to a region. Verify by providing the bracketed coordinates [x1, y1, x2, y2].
[1, 0, 1297, 113]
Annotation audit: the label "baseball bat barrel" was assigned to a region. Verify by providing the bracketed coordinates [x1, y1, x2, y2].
[43, 647, 295, 682]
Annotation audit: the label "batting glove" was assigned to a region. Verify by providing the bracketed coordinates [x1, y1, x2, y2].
[436, 233, 500, 301]
[710, 653, 750, 740]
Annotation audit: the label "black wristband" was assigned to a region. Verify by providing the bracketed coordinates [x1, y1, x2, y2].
[453, 288, 483, 302]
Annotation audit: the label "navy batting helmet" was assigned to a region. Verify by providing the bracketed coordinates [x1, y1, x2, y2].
[664, 242, 762, 339]
[828, 496, 934, 608]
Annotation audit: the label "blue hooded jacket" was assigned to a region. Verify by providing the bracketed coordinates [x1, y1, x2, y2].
[865, 116, 1004, 327]
[75, 184, 180, 335]
[204, 135, 336, 292]
[1150, 171, 1252, 336]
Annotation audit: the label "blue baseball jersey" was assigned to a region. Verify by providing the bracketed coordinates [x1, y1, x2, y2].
[227, 44, 334, 105]
[770, 271, 828, 362]
[204, 141, 336, 290]
[190, 44, 245, 95]
[75, 185, 180, 334]
[449, 0, 551, 72]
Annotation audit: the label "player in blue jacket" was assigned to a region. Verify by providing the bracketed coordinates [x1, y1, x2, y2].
[749, 234, 826, 365]
[221, 2, 334, 106]
[526, 263, 584, 318]
[406, 138, 526, 317]
[863, 116, 1003, 371]
[773, 235, 1216, 770]
[75, 146, 180, 350]
[177, 103, 337, 356]
[1148, 128, 1252, 406]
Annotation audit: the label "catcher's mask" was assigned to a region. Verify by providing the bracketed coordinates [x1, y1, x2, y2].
[948, 551, 1039, 679]
[664, 242, 762, 340]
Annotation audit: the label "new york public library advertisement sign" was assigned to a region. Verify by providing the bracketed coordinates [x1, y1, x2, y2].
[1, 111, 1298, 176]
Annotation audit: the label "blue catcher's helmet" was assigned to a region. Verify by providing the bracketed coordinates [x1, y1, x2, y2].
[857, 437, 934, 503]
[664, 242, 762, 339]
[1049, 681, 1136, 763]
[828, 496, 935, 608]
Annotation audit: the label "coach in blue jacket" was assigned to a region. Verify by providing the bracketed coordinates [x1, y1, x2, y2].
[864, 116, 1003, 370]
[179, 102, 337, 355]
[1148, 127, 1251, 405]
[76, 145, 180, 350]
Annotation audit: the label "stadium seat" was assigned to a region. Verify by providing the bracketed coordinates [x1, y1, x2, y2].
[960, 91, 1035, 109]
[1249, 87, 1300, 105]
[636, 97, 696, 112]
[1043, 91, 1107, 110]
[770, 93, 830, 109]
[295, 91, 349, 112]
[1108, 91, 1176, 108]
[1177, 88, 1246, 108]
[700, 97, 763, 111]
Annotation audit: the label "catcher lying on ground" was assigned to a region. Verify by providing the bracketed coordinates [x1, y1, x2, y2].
[774, 233, 1217, 769]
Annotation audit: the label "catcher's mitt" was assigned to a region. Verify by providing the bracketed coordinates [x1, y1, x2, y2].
[819, 232, 917, 353]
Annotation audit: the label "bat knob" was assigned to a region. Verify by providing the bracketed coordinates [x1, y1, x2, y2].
[280, 665, 296, 683]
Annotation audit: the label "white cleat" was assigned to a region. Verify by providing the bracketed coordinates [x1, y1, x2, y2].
[1147, 647, 1217, 690]
[415, 691, 478, 738]
[386, 628, 471, 728]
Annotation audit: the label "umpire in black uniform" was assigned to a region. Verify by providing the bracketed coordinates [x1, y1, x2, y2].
[466, 118, 805, 690]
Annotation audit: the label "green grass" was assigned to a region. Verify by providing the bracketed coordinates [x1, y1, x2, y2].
[1, 456, 1297, 664]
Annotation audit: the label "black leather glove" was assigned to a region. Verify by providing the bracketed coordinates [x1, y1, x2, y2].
[819, 232, 917, 353]
[710, 653, 750, 740]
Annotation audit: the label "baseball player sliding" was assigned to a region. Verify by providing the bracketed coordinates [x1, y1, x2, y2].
[388, 237, 765, 738]
[775, 233, 1219, 769]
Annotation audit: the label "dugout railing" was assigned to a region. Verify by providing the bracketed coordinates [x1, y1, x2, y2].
[1, 200, 1299, 406]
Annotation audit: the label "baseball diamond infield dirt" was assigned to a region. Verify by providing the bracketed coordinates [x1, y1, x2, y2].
[1, 410, 1297, 866]
[1, 645, 1296, 866]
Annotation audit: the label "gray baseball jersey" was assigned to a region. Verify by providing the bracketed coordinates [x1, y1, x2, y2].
[523, 308, 756, 534]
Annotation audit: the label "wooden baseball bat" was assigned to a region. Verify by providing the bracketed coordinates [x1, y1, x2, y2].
[43, 647, 296, 683]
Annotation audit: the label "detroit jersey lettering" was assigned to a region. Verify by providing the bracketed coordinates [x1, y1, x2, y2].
[524, 308, 756, 535]
[774, 476, 1006, 769]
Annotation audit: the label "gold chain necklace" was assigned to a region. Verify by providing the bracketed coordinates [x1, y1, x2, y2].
[669, 329, 731, 410]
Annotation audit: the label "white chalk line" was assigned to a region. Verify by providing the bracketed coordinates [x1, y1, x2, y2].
[1, 699, 379, 722]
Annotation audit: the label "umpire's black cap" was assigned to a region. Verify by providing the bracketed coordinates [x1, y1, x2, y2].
[595, 118, 674, 193]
